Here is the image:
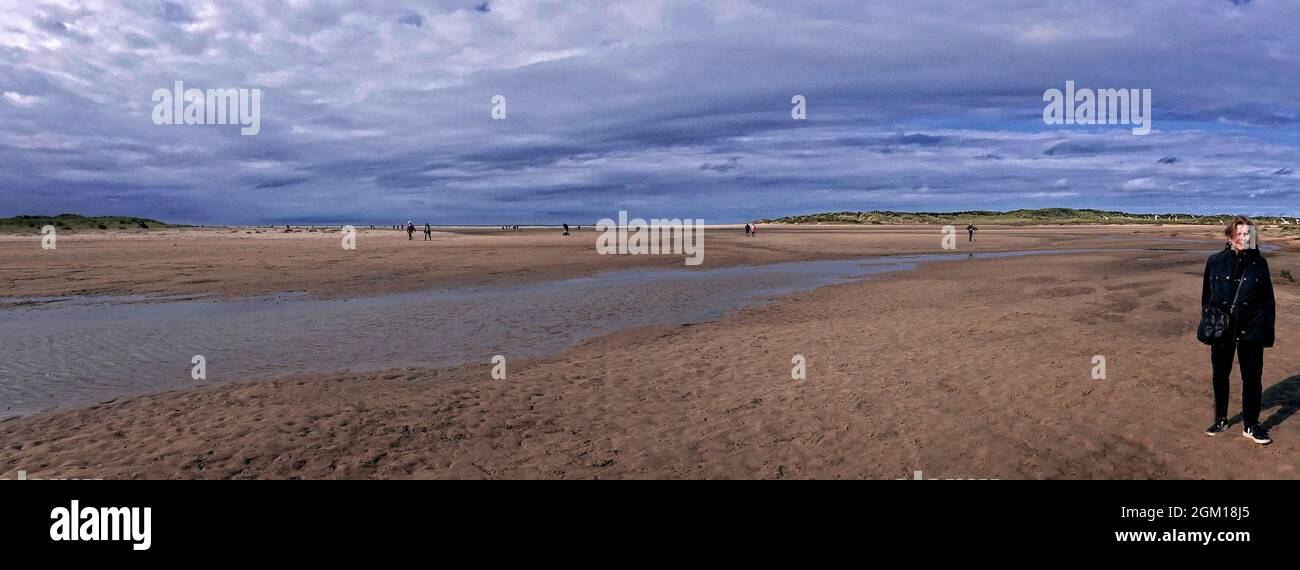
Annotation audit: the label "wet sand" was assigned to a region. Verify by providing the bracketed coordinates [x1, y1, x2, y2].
[1, 225, 1298, 479]
[0, 224, 1250, 301]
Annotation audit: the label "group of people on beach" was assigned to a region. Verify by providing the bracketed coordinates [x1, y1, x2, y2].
[493, 225, 576, 233]
[403, 221, 432, 241]
[398, 223, 579, 237]
[743, 222, 759, 237]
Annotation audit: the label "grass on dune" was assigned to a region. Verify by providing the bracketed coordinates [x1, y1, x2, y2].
[0, 214, 182, 234]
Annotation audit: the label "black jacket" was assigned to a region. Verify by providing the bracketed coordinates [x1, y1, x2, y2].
[1201, 244, 1275, 347]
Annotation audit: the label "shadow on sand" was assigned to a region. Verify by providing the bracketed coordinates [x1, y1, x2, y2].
[1228, 374, 1300, 430]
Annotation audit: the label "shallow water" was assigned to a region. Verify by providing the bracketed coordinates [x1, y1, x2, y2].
[0, 247, 1212, 418]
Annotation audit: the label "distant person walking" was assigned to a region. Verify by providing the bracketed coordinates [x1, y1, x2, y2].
[744, 223, 752, 237]
[1200, 215, 1275, 445]
[967, 223, 977, 242]
[562, 223, 570, 236]
[751, 222, 758, 238]
[423, 223, 432, 241]
[406, 221, 415, 240]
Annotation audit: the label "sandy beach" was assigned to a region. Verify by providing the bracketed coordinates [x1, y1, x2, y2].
[0, 224, 1226, 300]
[1, 225, 1298, 479]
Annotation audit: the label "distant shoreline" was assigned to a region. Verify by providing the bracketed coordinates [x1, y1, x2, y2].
[760, 208, 1300, 226]
[6, 206, 1300, 231]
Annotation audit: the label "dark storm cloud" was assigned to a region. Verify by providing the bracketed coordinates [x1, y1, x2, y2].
[1, 0, 1299, 224]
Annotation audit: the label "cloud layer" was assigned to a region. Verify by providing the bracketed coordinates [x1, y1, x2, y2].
[2, 0, 1298, 224]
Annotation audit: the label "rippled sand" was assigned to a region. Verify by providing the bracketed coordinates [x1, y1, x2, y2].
[1, 225, 1298, 479]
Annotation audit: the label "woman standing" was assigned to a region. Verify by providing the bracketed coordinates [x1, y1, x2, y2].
[1201, 216, 1276, 444]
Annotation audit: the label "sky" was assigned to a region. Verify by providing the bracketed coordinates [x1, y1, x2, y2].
[1, 0, 1298, 225]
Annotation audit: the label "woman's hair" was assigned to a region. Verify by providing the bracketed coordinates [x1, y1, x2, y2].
[1223, 215, 1254, 238]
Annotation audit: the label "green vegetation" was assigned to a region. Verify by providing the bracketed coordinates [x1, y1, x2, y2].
[0, 214, 182, 234]
[760, 208, 1298, 227]
[1282, 269, 1295, 283]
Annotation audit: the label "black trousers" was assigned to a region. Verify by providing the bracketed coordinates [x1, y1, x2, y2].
[1211, 339, 1264, 426]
